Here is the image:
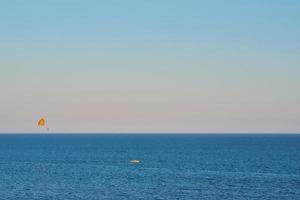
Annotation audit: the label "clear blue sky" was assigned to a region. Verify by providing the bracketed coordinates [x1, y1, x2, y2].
[1, 0, 300, 133]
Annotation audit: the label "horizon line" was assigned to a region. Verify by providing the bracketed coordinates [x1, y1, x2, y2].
[0, 132, 299, 134]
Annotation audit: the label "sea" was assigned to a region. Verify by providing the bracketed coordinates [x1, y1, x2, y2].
[0, 134, 299, 200]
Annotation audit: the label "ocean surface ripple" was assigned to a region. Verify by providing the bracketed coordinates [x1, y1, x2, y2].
[0, 134, 299, 200]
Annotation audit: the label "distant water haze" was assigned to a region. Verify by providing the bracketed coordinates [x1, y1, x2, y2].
[0, 1, 300, 133]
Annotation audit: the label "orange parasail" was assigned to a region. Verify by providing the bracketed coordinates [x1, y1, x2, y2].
[38, 118, 45, 127]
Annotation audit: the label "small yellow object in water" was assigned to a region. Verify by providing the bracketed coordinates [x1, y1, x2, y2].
[130, 160, 140, 164]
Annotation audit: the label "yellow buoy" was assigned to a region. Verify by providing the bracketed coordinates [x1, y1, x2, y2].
[129, 160, 140, 164]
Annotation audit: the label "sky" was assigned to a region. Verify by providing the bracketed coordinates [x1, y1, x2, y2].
[0, 0, 300, 133]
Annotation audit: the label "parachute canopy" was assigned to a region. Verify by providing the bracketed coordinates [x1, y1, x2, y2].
[38, 118, 45, 127]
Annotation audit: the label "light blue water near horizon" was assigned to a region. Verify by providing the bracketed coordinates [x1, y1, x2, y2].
[0, 134, 299, 200]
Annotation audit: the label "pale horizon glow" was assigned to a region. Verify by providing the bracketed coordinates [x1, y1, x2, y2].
[0, 1, 300, 133]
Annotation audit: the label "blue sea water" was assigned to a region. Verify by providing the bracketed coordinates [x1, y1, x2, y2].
[0, 134, 299, 200]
